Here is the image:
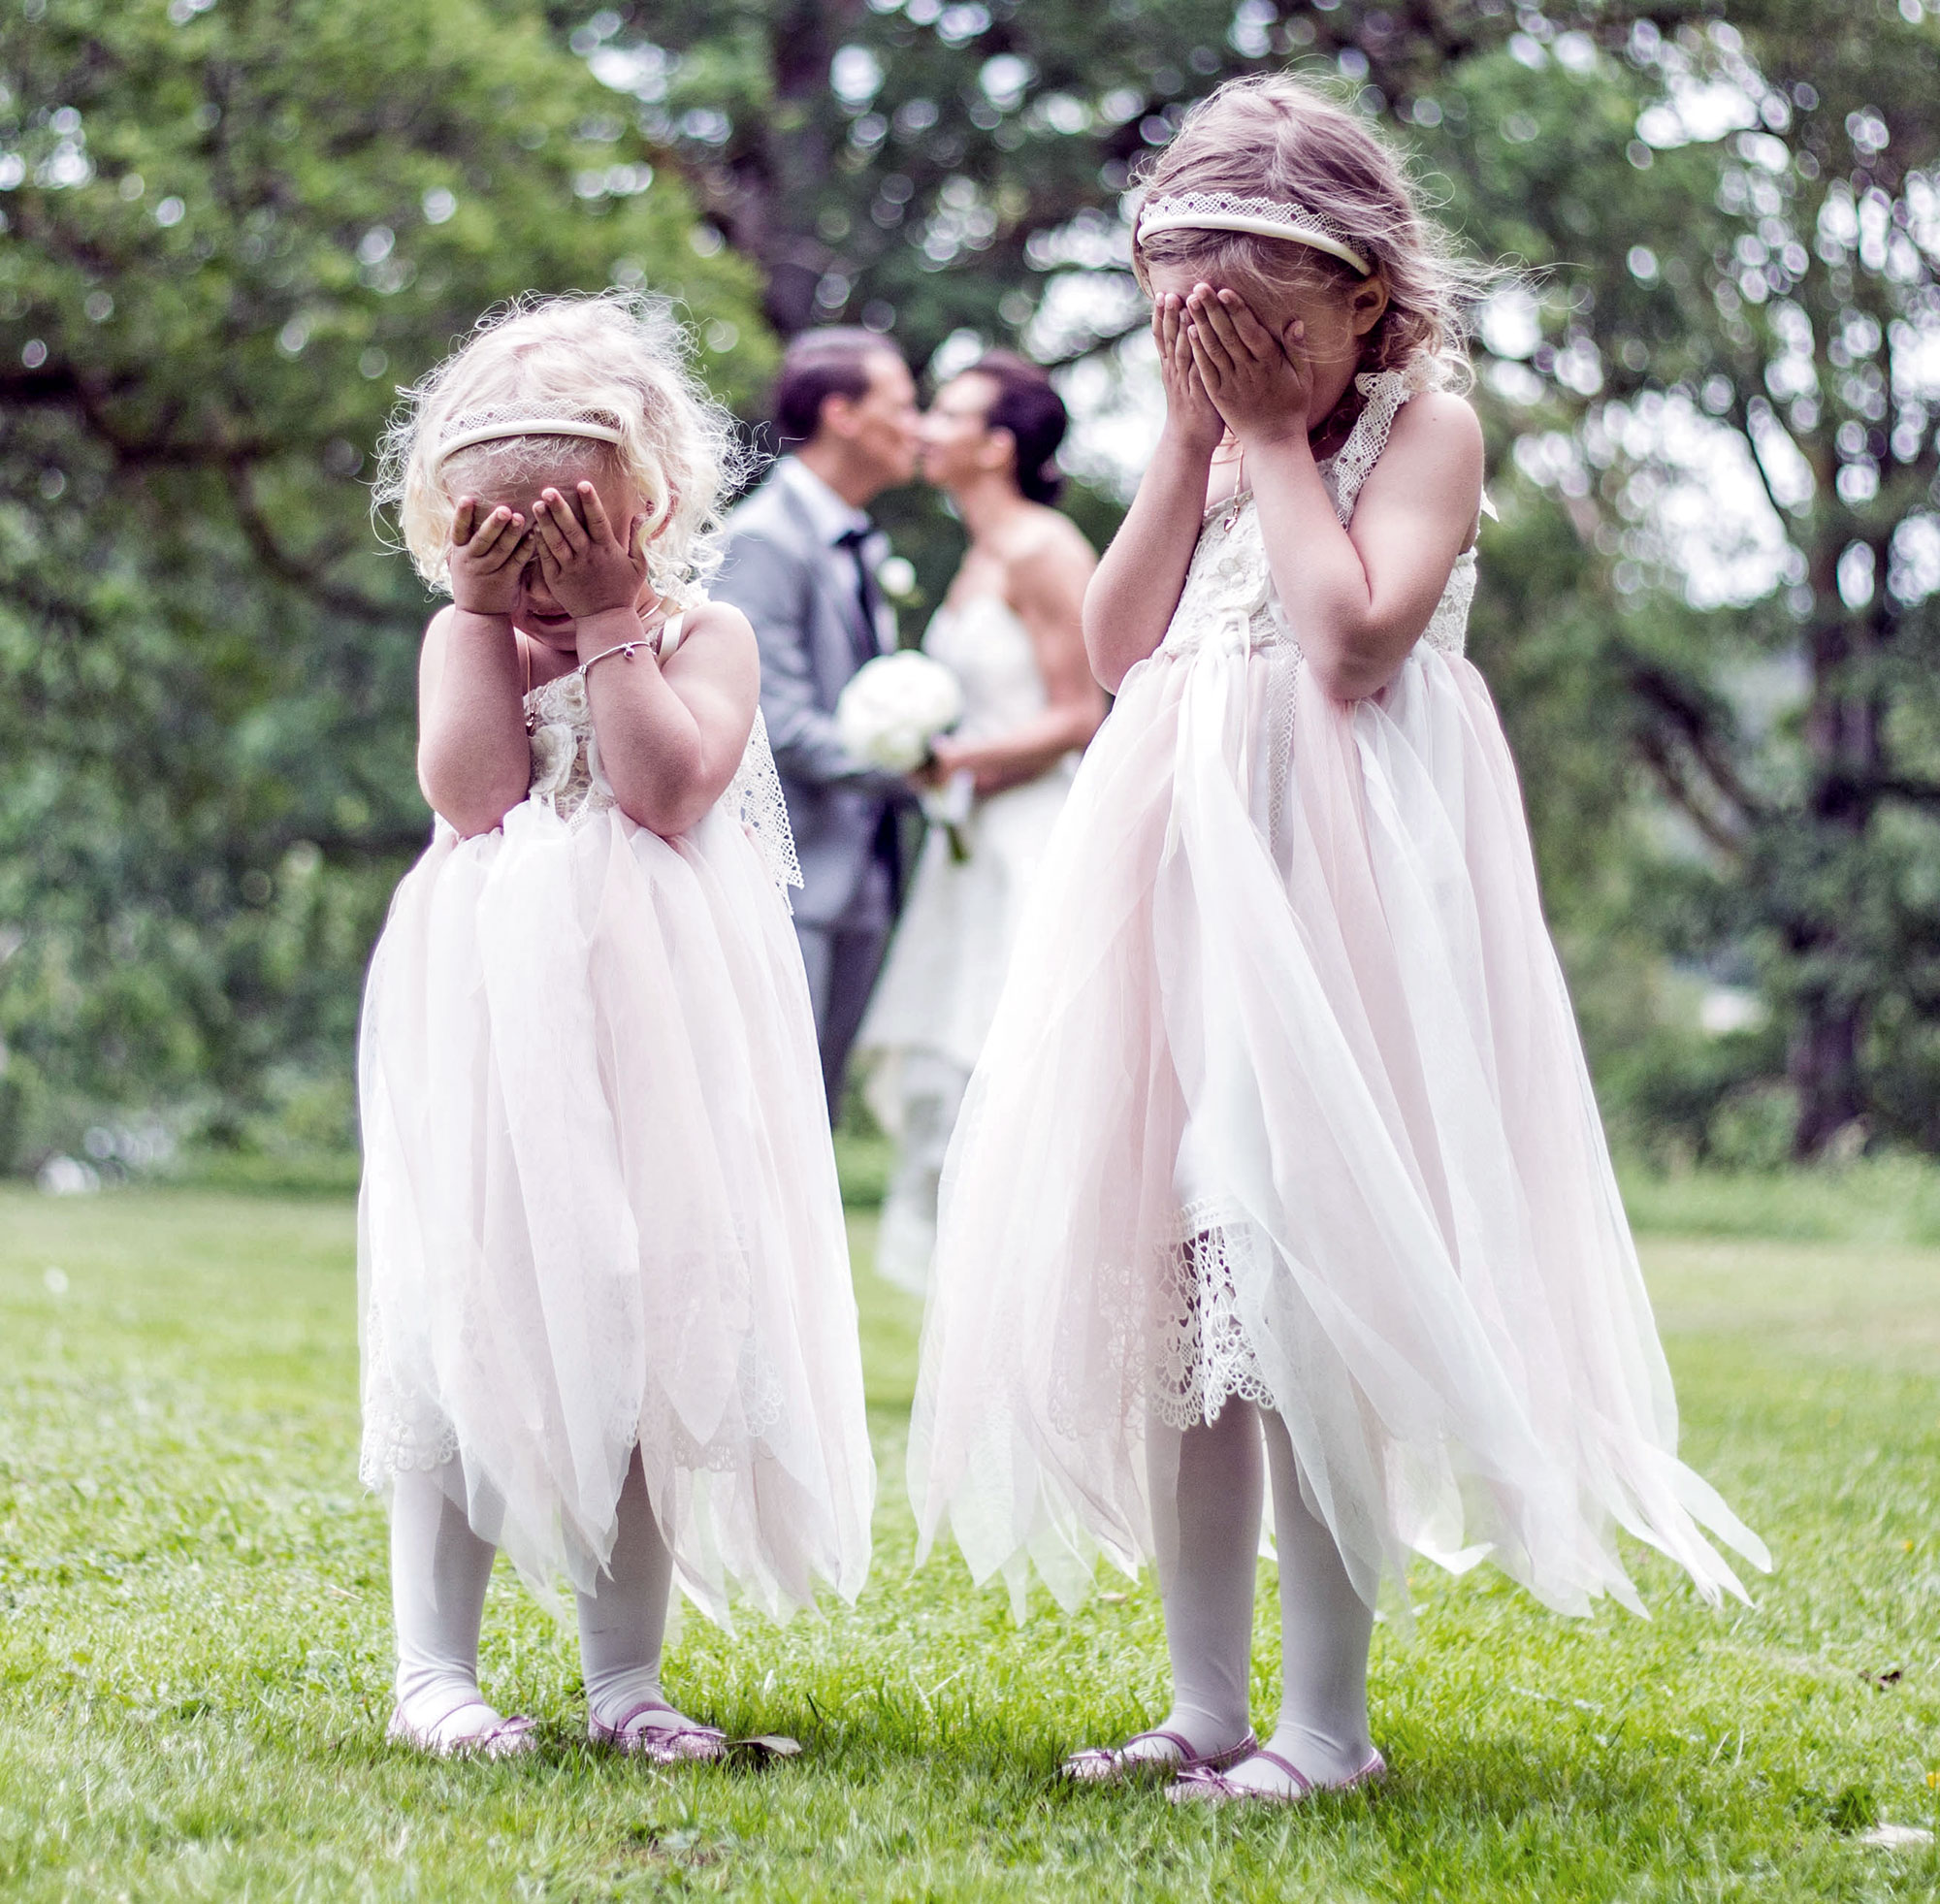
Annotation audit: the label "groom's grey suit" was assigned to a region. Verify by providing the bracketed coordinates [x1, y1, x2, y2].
[712, 455, 906, 1117]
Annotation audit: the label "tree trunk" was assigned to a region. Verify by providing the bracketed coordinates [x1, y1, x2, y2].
[755, 0, 843, 337]
[1788, 987, 1864, 1160]
[1789, 529, 1878, 1161]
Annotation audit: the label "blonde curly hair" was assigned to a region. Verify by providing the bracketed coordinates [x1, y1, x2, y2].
[373, 289, 747, 599]
[1132, 75, 1488, 389]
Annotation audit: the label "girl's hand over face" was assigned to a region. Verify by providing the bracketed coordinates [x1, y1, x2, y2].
[1153, 293, 1225, 459]
[446, 499, 532, 616]
[1184, 285, 1314, 449]
[532, 482, 648, 627]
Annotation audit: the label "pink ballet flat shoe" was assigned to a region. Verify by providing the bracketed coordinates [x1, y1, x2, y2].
[590, 1700, 802, 1766]
[1167, 1744, 1386, 1807]
[386, 1701, 538, 1760]
[591, 1699, 729, 1763]
[1062, 1728, 1259, 1787]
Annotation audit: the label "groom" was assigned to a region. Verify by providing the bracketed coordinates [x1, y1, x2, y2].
[712, 328, 922, 1118]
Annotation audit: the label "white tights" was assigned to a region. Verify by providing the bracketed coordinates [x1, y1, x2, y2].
[390, 1449, 683, 1739]
[1147, 1399, 1374, 1790]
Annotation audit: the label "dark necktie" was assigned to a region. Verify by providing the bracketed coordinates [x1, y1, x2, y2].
[836, 525, 884, 668]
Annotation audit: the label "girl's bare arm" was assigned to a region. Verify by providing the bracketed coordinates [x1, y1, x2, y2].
[417, 500, 539, 836]
[578, 599, 759, 836]
[1081, 296, 1225, 694]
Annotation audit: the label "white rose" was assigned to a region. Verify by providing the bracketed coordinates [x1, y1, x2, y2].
[529, 722, 575, 800]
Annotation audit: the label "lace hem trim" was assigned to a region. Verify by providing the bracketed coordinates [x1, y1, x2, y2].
[1148, 1203, 1280, 1432]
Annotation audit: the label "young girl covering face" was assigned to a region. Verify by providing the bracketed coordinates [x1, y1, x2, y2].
[908, 76, 1768, 1805]
[360, 293, 872, 1760]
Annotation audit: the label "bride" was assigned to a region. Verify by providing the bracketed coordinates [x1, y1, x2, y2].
[857, 353, 1106, 1293]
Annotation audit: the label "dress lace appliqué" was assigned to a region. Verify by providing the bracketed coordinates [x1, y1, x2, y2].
[1150, 1207, 1277, 1430]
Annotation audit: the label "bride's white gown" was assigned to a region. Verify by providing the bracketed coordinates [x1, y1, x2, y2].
[857, 595, 1078, 1293]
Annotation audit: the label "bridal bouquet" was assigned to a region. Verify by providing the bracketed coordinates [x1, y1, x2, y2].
[835, 650, 963, 772]
[836, 651, 973, 861]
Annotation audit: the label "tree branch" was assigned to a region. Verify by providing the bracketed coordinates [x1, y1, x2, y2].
[229, 468, 399, 626]
[1621, 655, 1769, 833]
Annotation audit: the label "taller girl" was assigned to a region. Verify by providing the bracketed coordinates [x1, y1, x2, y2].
[360, 294, 870, 1759]
[910, 77, 1766, 1803]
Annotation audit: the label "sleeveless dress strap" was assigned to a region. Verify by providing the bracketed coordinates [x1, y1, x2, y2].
[1326, 370, 1414, 526]
[658, 611, 686, 661]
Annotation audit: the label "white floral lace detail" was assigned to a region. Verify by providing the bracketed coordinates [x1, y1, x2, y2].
[524, 668, 613, 825]
[359, 1302, 460, 1485]
[1149, 1207, 1279, 1430]
[725, 709, 804, 895]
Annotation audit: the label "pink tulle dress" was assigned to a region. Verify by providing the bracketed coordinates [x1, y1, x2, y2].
[357, 611, 874, 1622]
[908, 370, 1768, 1618]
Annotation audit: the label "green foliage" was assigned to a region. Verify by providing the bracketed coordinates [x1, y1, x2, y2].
[0, 0, 770, 1168]
[4, 1191, 1939, 1898]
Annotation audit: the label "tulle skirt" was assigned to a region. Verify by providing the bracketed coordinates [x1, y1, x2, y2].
[908, 632, 1768, 1618]
[357, 791, 873, 1622]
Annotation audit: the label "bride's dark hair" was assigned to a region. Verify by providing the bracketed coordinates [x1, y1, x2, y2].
[966, 352, 1068, 505]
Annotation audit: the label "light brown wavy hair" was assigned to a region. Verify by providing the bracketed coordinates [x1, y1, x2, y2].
[1132, 74, 1487, 389]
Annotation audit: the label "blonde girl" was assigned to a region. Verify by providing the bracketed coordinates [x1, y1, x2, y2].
[359, 292, 871, 1759]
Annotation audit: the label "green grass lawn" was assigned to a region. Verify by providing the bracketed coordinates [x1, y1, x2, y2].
[1, 1188, 1935, 1902]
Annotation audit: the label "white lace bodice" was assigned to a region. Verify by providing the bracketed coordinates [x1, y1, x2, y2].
[519, 611, 802, 893]
[1158, 369, 1474, 666]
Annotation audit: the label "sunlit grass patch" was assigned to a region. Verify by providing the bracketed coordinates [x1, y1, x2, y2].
[1, 1186, 1936, 1901]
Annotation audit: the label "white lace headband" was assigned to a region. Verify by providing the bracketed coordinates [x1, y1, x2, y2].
[436, 405, 626, 463]
[1136, 191, 1373, 277]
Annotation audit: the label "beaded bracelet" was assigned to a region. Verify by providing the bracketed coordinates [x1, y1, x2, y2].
[576, 637, 654, 680]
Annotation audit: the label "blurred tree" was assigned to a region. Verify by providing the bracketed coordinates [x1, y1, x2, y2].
[0, 0, 769, 1166]
[562, 0, 1545, 354]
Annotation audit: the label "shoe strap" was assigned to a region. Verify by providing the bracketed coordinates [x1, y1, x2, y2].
[1247, 1747, 1314, 1794]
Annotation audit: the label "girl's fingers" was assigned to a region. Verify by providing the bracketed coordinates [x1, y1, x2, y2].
[1199, 290, 1258, 368]
[1186, 325, 1229, 397]
[1185, 302, 1234, 381]
[544, 487, 591, 554]
[575, 481, 614, 548]
[477, 515, 524, 565]
[452, 497, 478, 546]
[470, 504, 519, 559]
[531, 496, 571, 564]
[1216, 288, 1277, 360]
